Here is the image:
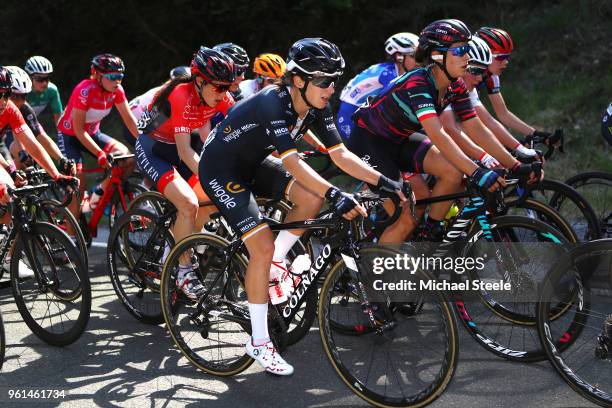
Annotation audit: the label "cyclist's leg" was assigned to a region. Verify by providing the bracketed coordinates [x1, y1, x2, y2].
[418, 134, 464, 220]
[57, 131, 86, 224]
[93, 131, 135, 190]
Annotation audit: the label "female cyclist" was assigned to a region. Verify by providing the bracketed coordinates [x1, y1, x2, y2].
[135, 47, 236, 299]
[238, 53, 286, 99]
[199, 38, 405, 376]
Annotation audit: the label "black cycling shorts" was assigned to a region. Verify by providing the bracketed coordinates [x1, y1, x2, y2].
[199, 155, 293, 240]
[347, 125, 432, 188]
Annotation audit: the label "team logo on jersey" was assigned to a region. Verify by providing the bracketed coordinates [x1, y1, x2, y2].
[226, 181, 245, 194]
[223, 125, 232, 133]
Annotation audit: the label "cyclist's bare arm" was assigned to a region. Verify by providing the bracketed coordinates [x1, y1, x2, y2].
[420, 116, 478, 175]
[14, 127, 60, 179]
[440, 110, 487, 160]
[175, 132, 200, 175]
[475, 104, 524, 149]
[488, 92, 536, 136]
[115, 100, 139, 138]
[461, 116, 518, 168]
[72, 108, 105, 156]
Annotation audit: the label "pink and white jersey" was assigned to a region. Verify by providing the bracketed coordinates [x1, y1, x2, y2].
[58, 79, 126, 136]
[129, 85, 162, 122]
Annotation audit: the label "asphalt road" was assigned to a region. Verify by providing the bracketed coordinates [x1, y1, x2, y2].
[0, 233, 597, 408]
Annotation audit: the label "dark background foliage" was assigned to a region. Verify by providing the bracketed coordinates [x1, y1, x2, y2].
[1, 0, 611, 173]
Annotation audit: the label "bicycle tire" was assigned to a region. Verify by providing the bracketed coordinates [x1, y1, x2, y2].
[10, 222, 91, 346]
[161, 233, 254, 376]
[40, 199, 89, 268]
[537, 239, 612, 407]
[458, 215, 571, 362]
[108, 209, 172, 324]
[0, 310, 5, 370]
[319, 246, 459, 407]
[565, 171, 612, 239]
[505, 197, 578, 243]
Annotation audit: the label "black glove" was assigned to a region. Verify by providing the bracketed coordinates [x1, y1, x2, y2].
[376, 175, 402, 194]
[59, 157, 77, 176]
[467, 167, 501, 192]
[509, 162, 541, 180]
[325, 187, 358, 216]
[531, 130, 552, 141]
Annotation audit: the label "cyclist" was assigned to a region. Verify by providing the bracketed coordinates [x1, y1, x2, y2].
[474, 27, 553, 151]
[3, 66, 64, 169]
[602, 102, 612, 146]
[440, 37, 540, 165]
[57, 54, 138, 220]
[0, 66, 76, 221]
[199, 37, 405, 376]
[135, 46, 236, 297]
[123, 66, 192, 148]
[347, 19, 533, 243]
[337, 32, 420, 141]
[24, 56, 63, 127]
[238, 53, 286, 99]
[213, 43, 249, 101]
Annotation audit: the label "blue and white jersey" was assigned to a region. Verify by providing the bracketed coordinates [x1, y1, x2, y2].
[339, 62, 398, 107]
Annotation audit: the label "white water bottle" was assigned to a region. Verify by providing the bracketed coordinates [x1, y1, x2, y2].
[269, 262, 288, 305]
[281, 254, 311, 296]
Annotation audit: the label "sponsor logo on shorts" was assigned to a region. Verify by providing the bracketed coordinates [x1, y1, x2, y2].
[209, 179, 239, 209]
[226, 181, 245, 194]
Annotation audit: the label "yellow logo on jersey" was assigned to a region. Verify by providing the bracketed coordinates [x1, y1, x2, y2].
[226, 181, 245, 194]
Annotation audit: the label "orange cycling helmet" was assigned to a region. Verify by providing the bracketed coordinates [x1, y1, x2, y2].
[253, 53, 286, 78]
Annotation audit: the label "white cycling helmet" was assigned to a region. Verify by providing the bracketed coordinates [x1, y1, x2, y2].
[6, 66, 32, 94]
[468, 37, 493, 66]
[24, 56, 53, 75]
[384, 32, 420, 56]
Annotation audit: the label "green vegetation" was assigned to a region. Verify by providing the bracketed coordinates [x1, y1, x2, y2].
[2, 0, 610, 179]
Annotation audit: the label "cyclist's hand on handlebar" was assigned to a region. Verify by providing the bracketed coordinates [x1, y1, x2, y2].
[377, 175, 407, 202]
[469, 167, 506, 193]
[54, 174, 80, 193]
[59, 157, 77, 176]
[97, 151, 113, 169]
[510, 162, 543, 184]
[325, 187, 367, 220]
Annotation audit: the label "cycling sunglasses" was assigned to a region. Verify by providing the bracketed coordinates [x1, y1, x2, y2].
[208, 82, 232, 93]
[310, 75, 339, 89]
[494, 54, 511, 61]
[102, 72, 125, 81]
[32, 76, 50, 83]
[235, 66, 248, 77]
[466, 65, 487, 76]
[436, 44, 471, 57]
[0, 89, 12, 99]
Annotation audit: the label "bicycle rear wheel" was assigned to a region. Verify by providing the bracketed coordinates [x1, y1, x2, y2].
[0, 310, 5, 370]
[108, 209, 171, 324]
[565, 171, 612, 239]
[39, 199, 88, 268]
[10, 222, 91, 346]
[160, 233, 253, 376]
[537, 239, 612, 407]
[319, 246, 459, 407]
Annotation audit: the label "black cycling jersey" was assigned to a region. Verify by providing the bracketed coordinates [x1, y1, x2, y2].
[202, 84, 343, 171]
[199, 84, 344, 240]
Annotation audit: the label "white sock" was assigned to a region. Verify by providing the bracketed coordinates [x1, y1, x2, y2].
[272, 230, 300, 263]
[248, 302, 269, 345]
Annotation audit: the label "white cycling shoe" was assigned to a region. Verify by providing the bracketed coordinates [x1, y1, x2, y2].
[245, 339, 294, 376]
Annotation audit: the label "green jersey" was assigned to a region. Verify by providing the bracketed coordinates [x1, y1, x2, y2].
[26, 82, 63, 116]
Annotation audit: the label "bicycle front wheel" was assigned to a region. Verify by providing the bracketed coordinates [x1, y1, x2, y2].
[10, 222, 91, 346]
[319, 246, 459, 407]
[160, 233, 253, 376]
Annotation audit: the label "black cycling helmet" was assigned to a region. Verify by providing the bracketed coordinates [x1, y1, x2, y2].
[169, 66, 191, 80]
[213, 43, 250, 73]
[418, 19, 471, 81]
[286, 37, 345, 78]
[190, 47, 236, 83]
[0, 66, 12, 90]
[602, 102, 612, 147]
[91, 53, 125, 73]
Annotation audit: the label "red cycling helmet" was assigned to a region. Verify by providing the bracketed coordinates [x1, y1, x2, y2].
[190, 47, 236, 83]
[91, 54, 125, 73]
[475, 27, 514, 54]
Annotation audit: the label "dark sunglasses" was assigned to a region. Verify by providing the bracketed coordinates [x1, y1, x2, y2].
[235, 66, 247, 77]
[436, 44, 471, 57]
[494, 54, 511, 61]
[208, 82, 232, 93]
[310, 75, 339, 89]
[466, 65, 487, 76]
[12, 93, 27, 100]
[32, 76, 50, 83]
[0, 90, 12, 99]
[102, 72, 125, 81]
